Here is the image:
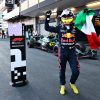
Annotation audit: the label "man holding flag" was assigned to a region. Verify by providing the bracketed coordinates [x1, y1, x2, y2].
[45, 8, 100, 95]
[45, 9, 80, 95]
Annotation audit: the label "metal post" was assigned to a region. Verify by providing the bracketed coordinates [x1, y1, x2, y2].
[9, 0, 28, 87]
[38, 0, 39, 8]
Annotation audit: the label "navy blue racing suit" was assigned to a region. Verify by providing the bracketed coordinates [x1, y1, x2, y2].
[45, 19, 80, 85]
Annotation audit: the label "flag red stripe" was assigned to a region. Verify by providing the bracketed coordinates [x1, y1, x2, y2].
[92, 32, 100, 46]
[87, 35, 98, 49]
[86, 32, 100, 50]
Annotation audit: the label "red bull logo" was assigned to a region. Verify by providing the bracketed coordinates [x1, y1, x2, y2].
[62, 33, 75, 38]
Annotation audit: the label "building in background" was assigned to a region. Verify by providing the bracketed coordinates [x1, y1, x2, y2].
[0, 0, 99, 37]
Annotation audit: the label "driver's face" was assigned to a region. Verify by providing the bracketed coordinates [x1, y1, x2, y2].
[61, 17, 74, 25]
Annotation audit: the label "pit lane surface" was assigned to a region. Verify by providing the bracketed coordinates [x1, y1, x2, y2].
[0, 38, 100, 100]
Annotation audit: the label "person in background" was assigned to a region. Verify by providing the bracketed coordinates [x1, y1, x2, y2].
[33, 29, 38, 36]
[2, 30, 5, 39]
[28, 29, 31, 40]
[0, 31, 2, 36]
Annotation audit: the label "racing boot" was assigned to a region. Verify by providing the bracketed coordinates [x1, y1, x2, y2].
[69, 83, 79, 94]
[60, 85, 66, 95]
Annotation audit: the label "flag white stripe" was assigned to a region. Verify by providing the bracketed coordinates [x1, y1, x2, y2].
[81, 15, 96, 35]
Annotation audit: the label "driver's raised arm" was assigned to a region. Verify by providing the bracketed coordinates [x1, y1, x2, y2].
[45, 10, 59, 33]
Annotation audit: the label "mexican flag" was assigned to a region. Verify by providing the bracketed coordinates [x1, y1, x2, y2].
[74, 8, 100, 50]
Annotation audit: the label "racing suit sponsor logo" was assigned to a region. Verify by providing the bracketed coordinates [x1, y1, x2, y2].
[60, 29, 66, 33]
[62, 33, 75, 38]
[61, 38, 75, 43]
[61, 33, 75, 46]
[61, 42, 75, 45]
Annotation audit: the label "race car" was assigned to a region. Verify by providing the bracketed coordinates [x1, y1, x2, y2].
[53, 42, 97, 59]
[75, 43, 97, 59]
[27, 35, 42, 48]
[27, 34, 58, 52]
[39, 35, 58, 52]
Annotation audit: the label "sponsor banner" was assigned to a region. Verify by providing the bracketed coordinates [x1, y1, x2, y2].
[5, 0, 14, 8]
[10, 36, 26, 85]
[8, 23, 23, 36]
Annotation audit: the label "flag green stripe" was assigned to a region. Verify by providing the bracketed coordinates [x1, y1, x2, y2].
[74, 8, 95, 30]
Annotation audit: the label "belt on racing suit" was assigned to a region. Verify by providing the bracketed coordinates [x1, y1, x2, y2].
[61, 45, 75, 50]
[60, 42, 75, 49]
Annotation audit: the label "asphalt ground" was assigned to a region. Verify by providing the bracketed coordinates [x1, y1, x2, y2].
[0, 38, 100, 100]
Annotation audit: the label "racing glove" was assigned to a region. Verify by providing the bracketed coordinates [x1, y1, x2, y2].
[45, 10, 52, 22]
